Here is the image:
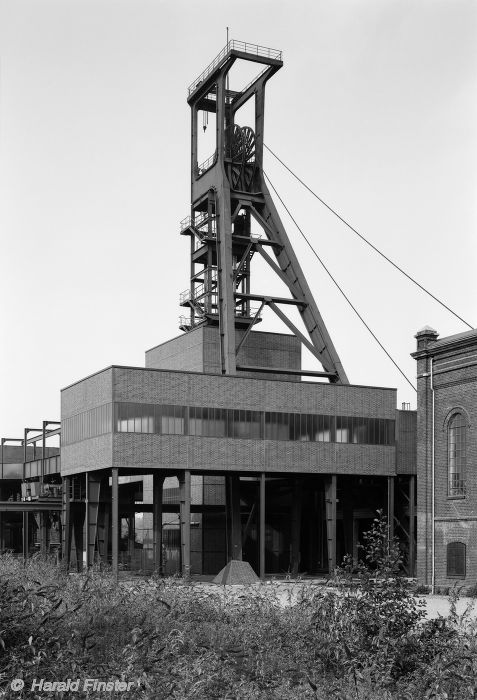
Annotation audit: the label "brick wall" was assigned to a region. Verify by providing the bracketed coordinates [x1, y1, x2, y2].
[61, 363, 397, 476]
[146, 327, 302, 381]
[412, 327, 477, 587]
[113, 366, 396, 417]
[395, 409, 417, 474]
[61, 434, 113, 476]
[112, 432, 395, 475]
[61, 367, 113, 419]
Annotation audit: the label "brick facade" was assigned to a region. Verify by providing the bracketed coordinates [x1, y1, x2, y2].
[146, 327, 302, 381]
[61, 363, 398, 477]
[412, 327, 477, 588]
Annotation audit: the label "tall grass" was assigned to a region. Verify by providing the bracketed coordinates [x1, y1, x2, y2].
[0, 517, 476, 699]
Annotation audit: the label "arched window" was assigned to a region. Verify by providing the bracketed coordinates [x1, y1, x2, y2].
[447, 542, 466, 578]
[448, 412, 466, 497]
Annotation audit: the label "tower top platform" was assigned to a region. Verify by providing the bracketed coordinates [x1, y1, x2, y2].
[187, 40, 283, 101]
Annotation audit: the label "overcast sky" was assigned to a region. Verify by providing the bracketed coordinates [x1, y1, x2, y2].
[1, 0, 476, 438]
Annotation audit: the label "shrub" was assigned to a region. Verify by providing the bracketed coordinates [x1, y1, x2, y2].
[1, 525, 477, 699]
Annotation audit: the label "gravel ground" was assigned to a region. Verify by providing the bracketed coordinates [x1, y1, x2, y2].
[125, 576, 477, 621]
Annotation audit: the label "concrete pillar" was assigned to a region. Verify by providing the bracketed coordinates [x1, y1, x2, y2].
[325, 475, 337, 574]
[179, 471, 191, 580]
[111, 468, 119, 582]
[153, 473, 165, 575]
[259, 473, 265, 580]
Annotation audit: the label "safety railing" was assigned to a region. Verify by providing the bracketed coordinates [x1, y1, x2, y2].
[188, 40, 282, 97]
[179, 289, 191, 305]
[196, 151, 218, 176]
[179, 315, 192, 329]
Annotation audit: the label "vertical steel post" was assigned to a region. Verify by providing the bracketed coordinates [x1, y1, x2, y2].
[62, 476, 71, 569]
[23, 432, 27, 561]
[325, 475, 337, 574]
[84, 473, 89, 567]
[226, 475, 242, 560]
[259, 473, 265, 580]
[153, 473, 164, 575]
[111, 468, 119, 582]
[387, 476, 395, 545]
[180, 471, 191, 580]
[0, 441, 4, 552]
[290, 477, 302, 576]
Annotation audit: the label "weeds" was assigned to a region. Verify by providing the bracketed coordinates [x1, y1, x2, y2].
[0, 517, 476, 699]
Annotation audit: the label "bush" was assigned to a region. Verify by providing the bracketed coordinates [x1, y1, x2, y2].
[1, 520, 477, 699]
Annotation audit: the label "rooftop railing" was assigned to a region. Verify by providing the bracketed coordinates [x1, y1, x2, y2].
[188, 40, 282, 97]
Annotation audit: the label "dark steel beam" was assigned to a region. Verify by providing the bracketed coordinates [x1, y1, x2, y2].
[0, 500, 62, 512]
[153, 474, 165, 575]
[111, 468, 119, 582]
[260, 473, 265, 580]
[325, 475, 337, 573]
[268, 300, 331, 366]
[235, 293, 306, 308]
[235, 301, 265, 356]
[231, 65, 277, 113]
[255, 245, 303, 298]
[233, 234, 282, 249]
[387, 476, 395, 544]
[236, 364, 336, 379]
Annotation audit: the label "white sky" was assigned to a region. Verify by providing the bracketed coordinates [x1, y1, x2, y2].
[0, 0, 476, 438]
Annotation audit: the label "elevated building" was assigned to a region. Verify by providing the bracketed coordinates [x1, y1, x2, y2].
[1, 41, 417, 579]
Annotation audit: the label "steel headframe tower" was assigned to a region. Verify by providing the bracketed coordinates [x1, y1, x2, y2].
[180, 40, 348, 383]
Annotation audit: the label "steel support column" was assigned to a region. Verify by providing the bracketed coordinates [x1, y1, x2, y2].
[387, 476, 395, 545]
[290, 477, 302, 576]
[153, 473, 165, 575]
[226, 475, 242, 561]
[22, 512, 28, 561]
[62, 476, 71, 569]
[39, 512, 48, 558]
[342, 485, 354, 562]
[86, 473, 101, 568]
[259, 473, 265, 580]
[179, 471, 191, 580]
[111, 468, 119, 582]
[325, 475, 337, 574]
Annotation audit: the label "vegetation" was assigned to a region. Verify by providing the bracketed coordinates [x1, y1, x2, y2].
[1, 516, 476, 699]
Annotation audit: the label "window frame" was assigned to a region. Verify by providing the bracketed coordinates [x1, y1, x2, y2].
[446, 541, 466, 578]
[447, 412, 467, 498]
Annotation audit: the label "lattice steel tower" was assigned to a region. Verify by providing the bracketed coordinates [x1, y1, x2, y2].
[179, 40, 348, 383]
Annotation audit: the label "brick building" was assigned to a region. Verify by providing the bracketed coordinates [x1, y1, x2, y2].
[56, 325, 417, 577]
[413, 327, 477, 590]
[1, 40, 418, 580]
